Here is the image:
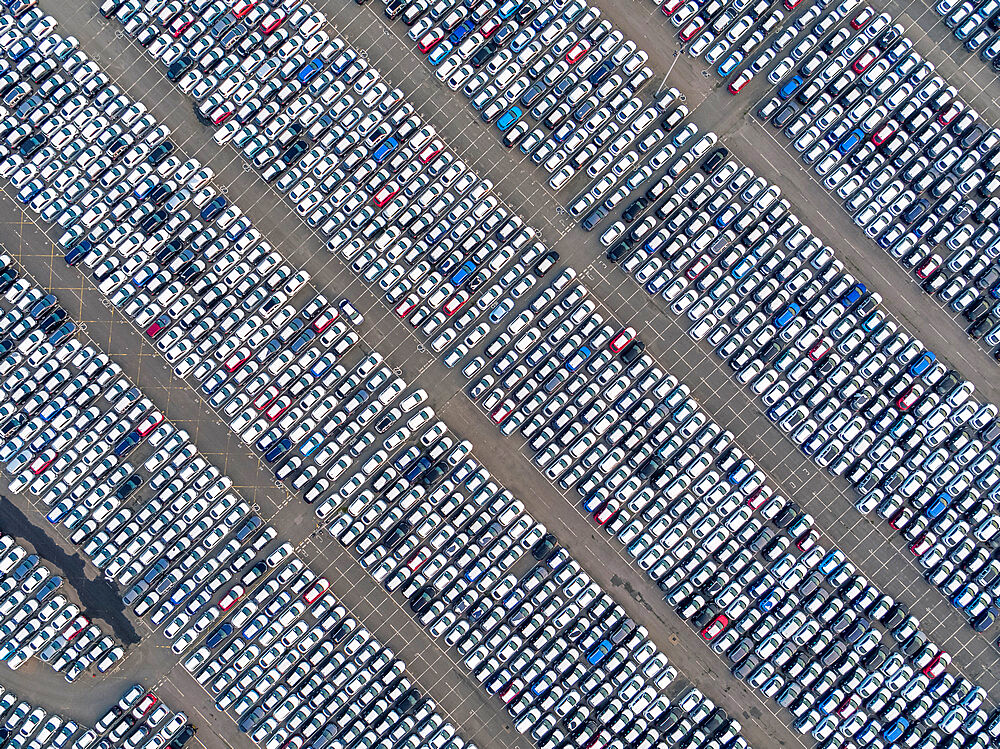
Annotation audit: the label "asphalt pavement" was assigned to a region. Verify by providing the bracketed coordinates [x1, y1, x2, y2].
[2, 0, 1000, 744]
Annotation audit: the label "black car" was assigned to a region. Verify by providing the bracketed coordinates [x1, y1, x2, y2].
[606, 241, 630, 262]
[622, 197, 649, 223]
[533, 250, 558, 276]
[619, 340, 645, 363]
[701, 147, 729, 174]
[969, 314, 997, 338]
[531, 533, 557, 560]
[146, 141, 174, 166]
[168, 726, 196, 749]
[166, 56, 193, 81]
[409, 586, 434, 614]
[933, 370, 961, 395]
[973, 608, 997, 632]
[115, 476, 143, 501]
[964, 298, 993, 321]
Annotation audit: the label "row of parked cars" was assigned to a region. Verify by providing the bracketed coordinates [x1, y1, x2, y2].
[0, 533, 120, 678]
[99, 0, 597, 363]
[0, 683, 193, 749]
[315, 405, 747, 749]
[77, 0, 1000, 744]
[0, 266, 475, 749]
[559, 22, 1000, 638]
[183, 546, 472, 749]
[655, 0, 867, 96]
[449, 254, 1000, 745]
[757, 1, 1000, 359]
[389, 0, 661, 188]
[934, 0, 1000, 73]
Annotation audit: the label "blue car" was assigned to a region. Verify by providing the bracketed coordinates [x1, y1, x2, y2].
[778, 75, 803, 99]
[450, 260, 476, 284]
[200, 195, 227, 220]
[497, 106, 523, 131]
[236, 517, 262, 542]
[64, 239, 93, 267]
[297, 59, 323, 83]
[264, 438, 291, 463]
[565, 345, 591, 371]
[909, 350, 935, 375]
[817, 551, 842, 575]
[289, 329, 315, 352]
[428, 42, 452, 65]
[774, 303, 800, 328]
[586, 640, 612, 665]
[206, 623, 233, 648]
[840, 283, 867, 306]
[926, 492, 950, 518]
[588, 61, 614, 85]
[404, 457, 431, 482]
[448, 19, 475, 44]
[114, 432, 143, 458]
[29, 294, 56, 319]
[837, 129, 863, 154]
[373, 137, 399, 162]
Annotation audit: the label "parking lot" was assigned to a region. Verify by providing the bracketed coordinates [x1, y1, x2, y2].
[0, 0, 997, 746]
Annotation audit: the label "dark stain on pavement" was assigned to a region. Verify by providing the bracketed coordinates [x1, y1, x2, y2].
[0, 495, 139, 645]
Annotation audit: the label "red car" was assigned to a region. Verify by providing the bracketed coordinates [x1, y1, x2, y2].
[685, 254, 710, 279]
[418, 139, 444, 163]
[678, 17, 705, 41]
[784, 0, 803, 9]
[395, 297, 418, 318]
[889, 507, 912, 530]
[594, 501, 618, 525]
[224, 348, 250, 372]
[938, 101, 962, 125]
[565, 41, 590, 63]
[490, 399, 515, 424]
[29, 451, 55, 475]
[661, 0, 685, 14]
[443, 291, 470, 316]
[609, 327, 635, 352]
[373, 184, 398, 207]
[871, 121, 896, 145]
[746, 487, 770, 509]
[807, 339, 829, 361]
[253, 385, 281, 410]
[211, 105, 234, 125]
[728, 71, 752, 94]
[850, 7, 874, 28]
[63, 616, 89, 641]
[232, 0, 257, 18]
[136, 410, 164, 436]
[260, 10, 286, 33]
[479, 15, 501, 36]
[168, 13, 194, 38]
[896, 385, 921, 411]
[134, 693, 157, 715]
[265, 396, 292, 421]
[796, 529, 819, 552]
[909, 534, 932, 556]
[418, 29, 444, 53]
[852, 49, 878, 73]
[915, 253, 941, 279]
[700, 614, 728, 641]
[312, 308, 339, 332]
[218, 585, 244, 611]
[145, 319, 167, 338]
[303, 578, 330, 603]
[922, 651, 951, 678]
